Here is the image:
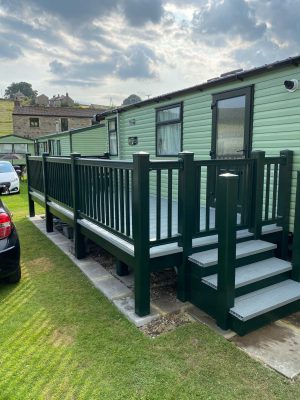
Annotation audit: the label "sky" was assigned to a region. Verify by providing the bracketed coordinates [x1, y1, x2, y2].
[0, 0, 300, 106]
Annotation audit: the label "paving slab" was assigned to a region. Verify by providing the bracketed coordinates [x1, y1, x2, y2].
[113, 296, 159, 327]
[231, 319, 300, 379]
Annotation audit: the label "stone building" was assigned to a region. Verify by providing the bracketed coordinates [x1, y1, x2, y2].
[35, 94, 49, 107]
[12, 105, 107, 138]
[49, 93, 74, 107]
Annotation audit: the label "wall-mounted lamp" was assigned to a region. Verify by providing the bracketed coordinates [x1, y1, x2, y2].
[284, 79, 298, 92]
[129, 118, 136, 126]
[128, 136, 138, 146]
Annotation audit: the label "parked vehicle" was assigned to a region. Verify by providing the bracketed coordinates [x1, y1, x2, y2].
[0, 185, 21, 283]
[0, 161, 20, 194]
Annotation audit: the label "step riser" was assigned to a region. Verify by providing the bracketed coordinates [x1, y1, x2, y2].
[230, 299, 300, 336]
[192, 235, 254, 254]
[235, 272, 291, 297]
[190, 250, 276, 279]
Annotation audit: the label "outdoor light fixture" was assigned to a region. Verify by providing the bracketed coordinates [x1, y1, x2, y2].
[284, 79, 298, 92]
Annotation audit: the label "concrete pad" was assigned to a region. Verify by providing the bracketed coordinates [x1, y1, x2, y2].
[188, 306, 236, 339]
[113, 296, 159, 327]
[231, 320, 300, 379]
[93, 276, 131, 300]
[152, 294, 191, 314]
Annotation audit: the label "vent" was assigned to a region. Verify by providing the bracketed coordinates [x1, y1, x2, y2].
[220, 68, 243, 77]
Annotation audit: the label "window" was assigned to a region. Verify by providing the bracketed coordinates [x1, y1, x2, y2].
[30, 118, 39, 127]
[61, 118, 68, 132]
[156, 103, 182, 156]
[108, 118, 118, 156]
[211, 86, 253, 159]
[0, 144, 13, 153]
[57, 140, 61, 156]
[13, 143, 28, 153]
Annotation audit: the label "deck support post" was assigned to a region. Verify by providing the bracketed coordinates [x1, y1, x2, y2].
[71, 153, 86, 259]
[132, 152, 150, 317]
[292, 171, 300, 281]
[25, 153, 35, 217]
[250, 151, 265, 239]
[116, 260, 129, 276]
[278, 150, 293, 259]
[216, 173, 238, 330]
[42, 152, 53, 232]
[178, 151, 195, 302]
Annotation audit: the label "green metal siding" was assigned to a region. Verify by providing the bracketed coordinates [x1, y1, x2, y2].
[72, 125, 107, 155]
[105, 64, 300, 232]
[0, 135, 34, 144]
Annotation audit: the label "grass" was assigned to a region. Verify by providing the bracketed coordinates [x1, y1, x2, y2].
[0, 183, 300, 399]
[0, 99, 14, 136]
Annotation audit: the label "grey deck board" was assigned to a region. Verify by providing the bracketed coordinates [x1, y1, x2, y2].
[189, 240, 277, 268]
[202, 258, 292, 289]
[230, 280, 300, 321]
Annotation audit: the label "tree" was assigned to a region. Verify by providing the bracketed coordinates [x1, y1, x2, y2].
[122, 94, 142, 106]
[5, 82, 38, 99]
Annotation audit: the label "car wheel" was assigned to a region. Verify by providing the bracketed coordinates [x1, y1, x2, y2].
[5, 265, 21, 283]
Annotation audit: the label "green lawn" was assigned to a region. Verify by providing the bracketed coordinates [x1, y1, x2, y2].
[0, 183, 299, 399]
[0, 99, 14, 136]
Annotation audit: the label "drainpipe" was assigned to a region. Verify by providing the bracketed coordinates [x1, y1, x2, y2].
[116, 110, 120, 159]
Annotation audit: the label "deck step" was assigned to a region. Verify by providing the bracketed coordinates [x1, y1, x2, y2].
[229, 280, 300, 321]
[188, 240, 277, 268]
[202, 258, 292, 289]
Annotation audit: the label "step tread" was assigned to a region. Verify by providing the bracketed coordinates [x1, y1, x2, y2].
[230, 280, 300, 321]
[189, 240, 277, 268]
[202, 258, 292, 289]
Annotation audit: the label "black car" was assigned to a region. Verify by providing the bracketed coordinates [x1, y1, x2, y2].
[0, 185, 21, 283]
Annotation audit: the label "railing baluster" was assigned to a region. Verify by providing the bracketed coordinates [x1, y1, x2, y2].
[120, 169, 124, 233]
[114, 169, 119, 231]
[194, 166, 200, 233]
[205, 166, 211, 231]
[272, 163, 279, 219]
[104, 167, 109, 225]
[100, 167, 104, 223]
[265, 163, 271, 221]
[167, 169, 172, 238]
[125, 170, 130, 236]
[156, 170, 161, 240]
[109, 168, 114, 228]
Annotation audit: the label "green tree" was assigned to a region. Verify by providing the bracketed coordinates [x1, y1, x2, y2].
[5, 82, 38, 99]
[122, 94, 142, 106]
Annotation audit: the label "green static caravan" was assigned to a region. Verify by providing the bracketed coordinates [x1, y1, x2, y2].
[0, 134, 35, 166]
[34, 123, 108, 157]
[100, 55, 300, 233]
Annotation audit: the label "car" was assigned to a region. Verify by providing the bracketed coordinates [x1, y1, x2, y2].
[0, 161, 20, 194]
[0, 184, 21, 283]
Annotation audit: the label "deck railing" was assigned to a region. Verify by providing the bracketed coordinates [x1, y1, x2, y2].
[26, 150, 293, 316]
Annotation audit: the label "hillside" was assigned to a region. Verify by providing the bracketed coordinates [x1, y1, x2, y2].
[0, 99, 14, 136]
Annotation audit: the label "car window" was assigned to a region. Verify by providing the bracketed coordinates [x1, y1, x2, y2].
[0, 163, 14, 173]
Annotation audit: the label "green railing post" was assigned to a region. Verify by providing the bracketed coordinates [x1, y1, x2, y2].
[278, 150, 293, 259]
[250, 151, 265, 239]
[216, 173, 238, 330]
[132, 152, 150, 316]
[292, 171, 300, 281]
[42, 152, 53, 232]
[178, 151, 195, 301]
[25, 153, 35, 217]
[71, 153, 85, 259]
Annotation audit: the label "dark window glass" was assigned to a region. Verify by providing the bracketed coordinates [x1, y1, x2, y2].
[30, 118, 39, 127]
[61, 118, 68, 132]
[108, 118, 118, 156]
[156, 104, 182, 156]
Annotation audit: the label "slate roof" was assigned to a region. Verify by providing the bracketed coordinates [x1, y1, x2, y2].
[13, 106, 107, 118]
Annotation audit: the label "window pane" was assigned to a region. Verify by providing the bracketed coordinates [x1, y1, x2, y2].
[0, 144, 13, 153]
[109, 132, 117, 155]
[14, 144, 27, 153]
[216, 95, 245, 159]
[157, 106, 180, 123]
[108, 119, 116, 131]
[157, 123, 181, 156]
[61, 118, 68, 132]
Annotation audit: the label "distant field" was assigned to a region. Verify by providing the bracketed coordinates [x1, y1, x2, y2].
[0, 99, 14, 136]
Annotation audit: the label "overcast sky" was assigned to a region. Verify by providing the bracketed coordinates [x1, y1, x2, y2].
[0, 0, 299, 106]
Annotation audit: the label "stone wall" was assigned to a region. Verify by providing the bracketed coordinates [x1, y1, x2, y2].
[13, 115, 92, 138]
